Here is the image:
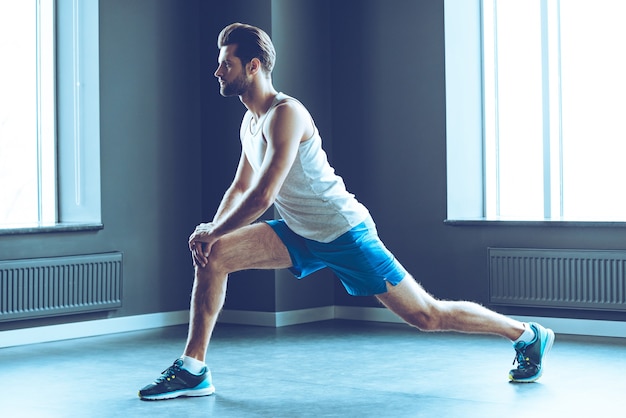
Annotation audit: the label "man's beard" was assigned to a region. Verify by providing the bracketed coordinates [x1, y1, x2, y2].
[220, 73, 250, 97]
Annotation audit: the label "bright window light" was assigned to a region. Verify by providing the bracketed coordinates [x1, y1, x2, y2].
[483, 0, 626, 221]
[0, 0, 56, 228]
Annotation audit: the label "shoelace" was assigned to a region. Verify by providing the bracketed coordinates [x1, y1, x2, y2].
[155, 363, 182, 383]
[512, 344, 531, 370]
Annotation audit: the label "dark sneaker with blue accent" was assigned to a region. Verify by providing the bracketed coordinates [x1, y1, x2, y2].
[138, 359, 215, 400]
[509, 322, 555, 383]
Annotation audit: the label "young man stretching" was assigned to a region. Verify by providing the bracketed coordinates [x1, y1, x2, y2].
[138, 23, 554, 400]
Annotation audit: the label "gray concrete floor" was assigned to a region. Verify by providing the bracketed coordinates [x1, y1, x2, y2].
[2, 320, 625, 417]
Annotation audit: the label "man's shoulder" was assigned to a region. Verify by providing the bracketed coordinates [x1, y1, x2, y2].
[263, 93, 315, 142]
[270, 95, 309, 121]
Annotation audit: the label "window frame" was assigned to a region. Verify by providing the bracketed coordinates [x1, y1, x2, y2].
[444, 0, 626, 227]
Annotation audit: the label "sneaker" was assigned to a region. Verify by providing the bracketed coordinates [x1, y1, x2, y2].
[509, 322, 555, 383]
[138, 359, 215, 400]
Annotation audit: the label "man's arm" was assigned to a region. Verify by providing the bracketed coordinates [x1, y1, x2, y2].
[212, 150, 254, 223]
[188, 149, 253, 265]
[189, 101, 310, 267]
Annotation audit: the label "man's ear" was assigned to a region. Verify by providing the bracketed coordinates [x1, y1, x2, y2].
[248, 58, 261, 75]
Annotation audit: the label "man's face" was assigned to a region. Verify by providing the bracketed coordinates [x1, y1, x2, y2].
[214, 44, 250, 97]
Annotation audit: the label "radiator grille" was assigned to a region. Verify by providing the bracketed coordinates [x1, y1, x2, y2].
[0, 252, 122, 322]
[489, 248, 626, 311]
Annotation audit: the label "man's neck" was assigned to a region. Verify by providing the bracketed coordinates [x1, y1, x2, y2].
[240, 82, 278, 120]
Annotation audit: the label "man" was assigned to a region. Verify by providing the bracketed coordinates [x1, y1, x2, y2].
[138, 23, 554, 401]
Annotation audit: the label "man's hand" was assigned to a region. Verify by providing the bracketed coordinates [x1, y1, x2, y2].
[188, 222, 219, 268]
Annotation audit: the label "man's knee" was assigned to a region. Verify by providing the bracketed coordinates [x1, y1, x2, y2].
[405, 303, 445, 331]
[195, 240, 229, 278]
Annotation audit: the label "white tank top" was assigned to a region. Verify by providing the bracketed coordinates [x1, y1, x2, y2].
[240, 93, 369, 242]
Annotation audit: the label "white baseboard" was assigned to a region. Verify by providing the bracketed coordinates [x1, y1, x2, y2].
[216, 306, 404, 328]
[334, 306, 404, 323]
[221, 307, 626, 338]
[511, 315, 626, 339]
[0, 310, 190, 349]
[2, 306, 624, 348]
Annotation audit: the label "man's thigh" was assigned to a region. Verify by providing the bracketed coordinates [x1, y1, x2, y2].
[375, 275, 437, 317]
[210, 222, 293, 273]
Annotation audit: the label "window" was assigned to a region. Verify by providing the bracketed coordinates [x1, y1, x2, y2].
[0, 0, 55, 227]
[0, 0, 101, 231]
[482, 0, 626, 221]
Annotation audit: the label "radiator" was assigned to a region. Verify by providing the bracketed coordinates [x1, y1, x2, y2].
[0, 252, 122, 322]
[489, 248, 626, 311]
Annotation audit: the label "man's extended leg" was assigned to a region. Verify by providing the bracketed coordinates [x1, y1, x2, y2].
[376, 274, 524, 339]
[139, 222, 292, 400]
[376, 275, 554, 382]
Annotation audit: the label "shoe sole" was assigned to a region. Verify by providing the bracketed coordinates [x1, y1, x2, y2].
[509, 327, 555, 383]
[139, 386, 216, 401]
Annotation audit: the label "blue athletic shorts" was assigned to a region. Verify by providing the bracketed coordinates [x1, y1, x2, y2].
[265, 217, 408, 296]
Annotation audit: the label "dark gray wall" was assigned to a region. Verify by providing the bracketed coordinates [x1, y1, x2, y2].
[329, 0, 449, 307]
[98, 0, 204, 317]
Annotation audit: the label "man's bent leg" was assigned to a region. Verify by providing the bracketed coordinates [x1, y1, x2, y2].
[139, 223, 292, 400]
[184, 222, 293, 362]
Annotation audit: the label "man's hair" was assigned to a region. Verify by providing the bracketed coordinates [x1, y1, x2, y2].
[218, 23, 276, 75]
